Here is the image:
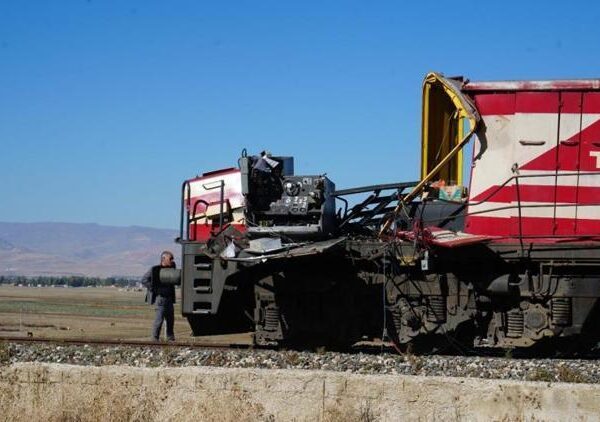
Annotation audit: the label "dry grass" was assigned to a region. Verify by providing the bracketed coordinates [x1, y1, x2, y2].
[0, 285, 164, 340]
[527, 368, 554, 383]
[323, 400, 379, 422]
[556, 365, 587, 383]
[0, 374, 273, 422]
[527, 366, 588, 384]
[0, 341, 10, 365]
[0, 361, 385, 422]
[0, 285, 252, 344]
[0, 286, 381, 421]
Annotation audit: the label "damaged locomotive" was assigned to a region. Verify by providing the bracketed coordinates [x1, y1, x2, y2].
[165, 72, 600, 352]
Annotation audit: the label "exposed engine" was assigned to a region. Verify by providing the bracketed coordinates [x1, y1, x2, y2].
[240, 152, 336, 239]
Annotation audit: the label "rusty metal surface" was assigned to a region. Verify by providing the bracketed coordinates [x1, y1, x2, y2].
[464, 79, 600, 92]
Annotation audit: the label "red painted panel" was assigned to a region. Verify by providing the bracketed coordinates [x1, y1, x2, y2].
[469, 185, 599, 205]
[190, 224, 213, 241]
[520, 119, 600, 172]
[560, 92, 583, 114]
[576, 97, 600, 235]
[573, 186, 600, 204]
[575, 217, 600, 235]
[583, 92, 600, 113]
[521, 149, 563, 171]
[469, 91, 599, 115]
[518, 185, 557, 203]
[516, 92, 560, 113]
[472, 93, 515, 116]
[465, 214, 600, 239]
[469, 185, 513, 203]
[514, 185, 600, 204]
[516, 216, 555, 237]
[190, 223, 246, 242]
[579, 119, 600, 172]
[555, 217, 577, 236]
[465, 216, 512, 236]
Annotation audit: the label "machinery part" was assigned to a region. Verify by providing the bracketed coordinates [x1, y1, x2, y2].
[263, 305, 281, 332]
[426, 296, 447, 323]
[522, 303, 550, 341]
[254, 275, 284, 346]
[505, 309, 524, 338]
[551, 298, 572, 326]
[524, 304, 548, 331]
[283, 180, 302, 197]
[387, 297, 422, 345]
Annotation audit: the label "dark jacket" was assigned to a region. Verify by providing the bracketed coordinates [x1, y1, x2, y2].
[142, 264, 176, 305]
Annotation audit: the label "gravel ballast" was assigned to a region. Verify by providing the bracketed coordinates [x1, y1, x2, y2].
[3, 341, 600, 383]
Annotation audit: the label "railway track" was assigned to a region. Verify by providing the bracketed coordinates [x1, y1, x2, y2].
[3, 334, 599, 358]
[0, 335, 400, 356]
[0, 335, 254, 350]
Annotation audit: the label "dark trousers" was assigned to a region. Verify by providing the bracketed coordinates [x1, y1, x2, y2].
[152, 295, 175, 341]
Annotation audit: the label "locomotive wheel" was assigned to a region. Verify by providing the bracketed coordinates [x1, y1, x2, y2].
[386, 305, 477, 355]
[252, 256, 366, 350]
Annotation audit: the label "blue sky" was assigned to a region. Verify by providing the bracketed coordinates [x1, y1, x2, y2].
[1, 1, 599, 229]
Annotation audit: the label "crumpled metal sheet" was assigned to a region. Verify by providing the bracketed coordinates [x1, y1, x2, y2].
[396, 227, 494, 248]
[224, 237, 347, 263]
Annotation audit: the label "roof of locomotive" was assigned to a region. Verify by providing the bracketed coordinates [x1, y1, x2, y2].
[462, 79, 600, 92]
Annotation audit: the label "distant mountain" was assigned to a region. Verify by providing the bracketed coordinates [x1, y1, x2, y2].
[0, 222, 180, 277]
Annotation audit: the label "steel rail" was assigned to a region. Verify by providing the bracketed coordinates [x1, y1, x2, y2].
[1, 335, 401, 355]
[0, 336, 254, 350]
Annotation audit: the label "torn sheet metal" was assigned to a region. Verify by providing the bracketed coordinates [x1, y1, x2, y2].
[425, 229, 495, 248]
[225, 237, 347, 263]
[246, 237, 283, 254]
[397, 227, 494, 248]
[380, 72, 481, 236]
[417, 72, 480, 198]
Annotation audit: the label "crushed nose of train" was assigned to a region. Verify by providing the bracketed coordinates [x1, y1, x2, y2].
[380, 72, 482, 236]
[421, 71, 481, 187]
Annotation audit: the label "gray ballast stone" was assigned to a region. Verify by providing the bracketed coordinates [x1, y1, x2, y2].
[4, 342, 600, 383]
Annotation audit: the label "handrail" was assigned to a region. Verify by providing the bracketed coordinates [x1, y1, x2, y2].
[338, 184, 415, 229]
[397, 170, 600, 241]
[179, 181, 192, 241]
[189, 199, 210, 241]
[202, 180, 225, 233]
[333, 181, 418, 197]
[514, 174, 525, 253]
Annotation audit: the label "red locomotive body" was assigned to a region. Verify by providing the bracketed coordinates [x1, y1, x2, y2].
[464, 80, 600, 240]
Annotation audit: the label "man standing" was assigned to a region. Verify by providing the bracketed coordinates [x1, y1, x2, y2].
[142, 250, 176, 342]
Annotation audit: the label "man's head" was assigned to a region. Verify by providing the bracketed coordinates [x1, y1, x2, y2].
[160, 251, 175, 268]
